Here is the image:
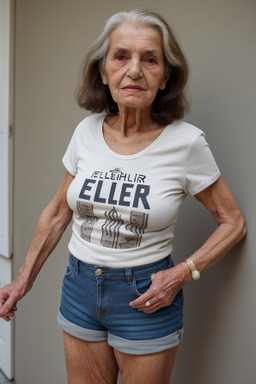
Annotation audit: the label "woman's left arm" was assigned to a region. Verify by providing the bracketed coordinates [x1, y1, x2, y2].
[187, 176, 246, 272]
[130, 177, 246, 313]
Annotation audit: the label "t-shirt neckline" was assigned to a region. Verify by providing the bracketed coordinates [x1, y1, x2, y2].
[98, 114, 170, 160]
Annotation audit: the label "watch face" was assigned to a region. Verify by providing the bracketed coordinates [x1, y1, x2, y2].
[192, 270, 200, 280]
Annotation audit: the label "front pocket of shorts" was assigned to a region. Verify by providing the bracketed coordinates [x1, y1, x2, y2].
[133, 274, 152, 297]
[64, 265, 75, 278]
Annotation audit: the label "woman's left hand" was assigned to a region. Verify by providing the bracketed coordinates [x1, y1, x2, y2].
[129, 263, 190, 313]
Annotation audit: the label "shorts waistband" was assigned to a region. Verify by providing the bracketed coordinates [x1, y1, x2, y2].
[68, 253, 173, 283]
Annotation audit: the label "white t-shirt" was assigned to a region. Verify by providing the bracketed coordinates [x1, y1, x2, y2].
[63, 113, 220, 267]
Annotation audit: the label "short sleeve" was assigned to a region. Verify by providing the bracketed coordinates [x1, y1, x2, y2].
[184, 132, 221, 195]
[62, 121, 83, 176]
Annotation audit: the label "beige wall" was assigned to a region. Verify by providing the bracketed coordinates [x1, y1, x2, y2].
[13, 0, 255, 383]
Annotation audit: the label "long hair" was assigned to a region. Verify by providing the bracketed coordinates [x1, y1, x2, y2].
[76, 9, 189, 125]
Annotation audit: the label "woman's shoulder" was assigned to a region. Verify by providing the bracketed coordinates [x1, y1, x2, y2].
[76, 112, 107, 130]
[168, 120, 204, 136]
[165, 120, 205, 146]
[70, 113, 106, 140]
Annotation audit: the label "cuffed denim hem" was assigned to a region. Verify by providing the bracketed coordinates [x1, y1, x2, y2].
[57, 310, 107, 342]
[108, 328, 184, 355]
[58, 309, 184, 355]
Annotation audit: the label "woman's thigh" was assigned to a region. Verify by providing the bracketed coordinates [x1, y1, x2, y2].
[63, 331, 119, 384]
[114, 346, 178, 384]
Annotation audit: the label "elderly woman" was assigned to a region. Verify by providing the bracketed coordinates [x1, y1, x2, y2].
[0, 9, 246, 384]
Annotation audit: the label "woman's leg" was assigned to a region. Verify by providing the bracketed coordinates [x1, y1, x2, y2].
[63, 331, 119, 384]
[114, 346, 178, 384]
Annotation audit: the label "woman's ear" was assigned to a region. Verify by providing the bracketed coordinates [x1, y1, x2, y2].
[160, 70, 171, 91]
[99, 64, 108, 85]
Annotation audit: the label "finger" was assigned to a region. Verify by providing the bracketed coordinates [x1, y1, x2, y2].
[143, 307, 160, 314]
[2, 317, 11, 322]
[132, 296, 164, 313]
[142, 299, 170, 313]
[129, 273, 158, 307]
[3, 303, 17, 312]
[136, 298, 160, 312]
[139, 301, 160, 314]
[1, 310, 16, 320]
[5, 308, 16, 316]
[129, 293, 152, 308]
[0, 297, 17, 317]
[129, 284, 155, 307]
[0, 314, 11, 322]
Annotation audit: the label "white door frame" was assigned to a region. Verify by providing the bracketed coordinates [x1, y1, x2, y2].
[0, 259, 13, 380]
[0, 0, 14, 379]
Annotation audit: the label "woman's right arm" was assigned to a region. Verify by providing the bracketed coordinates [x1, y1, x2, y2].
[0, 171, 74, 321]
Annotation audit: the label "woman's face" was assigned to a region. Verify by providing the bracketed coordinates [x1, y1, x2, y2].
[100, 22, 169, 114]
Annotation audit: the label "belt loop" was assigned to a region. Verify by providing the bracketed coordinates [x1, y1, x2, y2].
[168, 254, 172, 267]
[125, 268, 132, 285]
[76, 259, 80, 274]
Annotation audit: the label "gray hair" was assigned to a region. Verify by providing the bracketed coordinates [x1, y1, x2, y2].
[91, 9, 181, 72]
[76, 9, 189, 124]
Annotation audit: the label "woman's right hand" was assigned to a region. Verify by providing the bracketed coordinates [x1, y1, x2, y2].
[0, 276, 31, 322]
[0, 172, 74, 323]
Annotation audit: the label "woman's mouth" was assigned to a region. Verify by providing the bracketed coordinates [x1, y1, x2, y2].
[122, 85, 145, 93]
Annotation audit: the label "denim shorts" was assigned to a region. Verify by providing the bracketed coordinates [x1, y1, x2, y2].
[57, 254, 184, 355]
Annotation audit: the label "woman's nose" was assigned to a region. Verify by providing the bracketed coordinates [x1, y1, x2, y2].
[127, 58, 143, 79]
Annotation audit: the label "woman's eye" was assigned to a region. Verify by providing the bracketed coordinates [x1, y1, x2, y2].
[146, 57, 157, 64]
[115, 54, 127, 61]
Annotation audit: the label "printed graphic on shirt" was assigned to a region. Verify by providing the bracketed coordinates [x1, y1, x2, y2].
[76, 202, 149, 250]
[77, 168, 150, 249]
[78, 168, 151, 210]
[77, 201, 98, 242]
[102, 207, 148, 249]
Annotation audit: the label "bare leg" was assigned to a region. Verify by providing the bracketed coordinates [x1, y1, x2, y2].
[114, 346, 178, 384]
[63, 331, 119, 384]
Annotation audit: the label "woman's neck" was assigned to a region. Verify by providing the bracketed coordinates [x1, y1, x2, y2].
[117, 106, 153, 137]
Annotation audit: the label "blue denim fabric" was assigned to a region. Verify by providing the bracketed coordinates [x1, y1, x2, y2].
[57, 254, 184, 355]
